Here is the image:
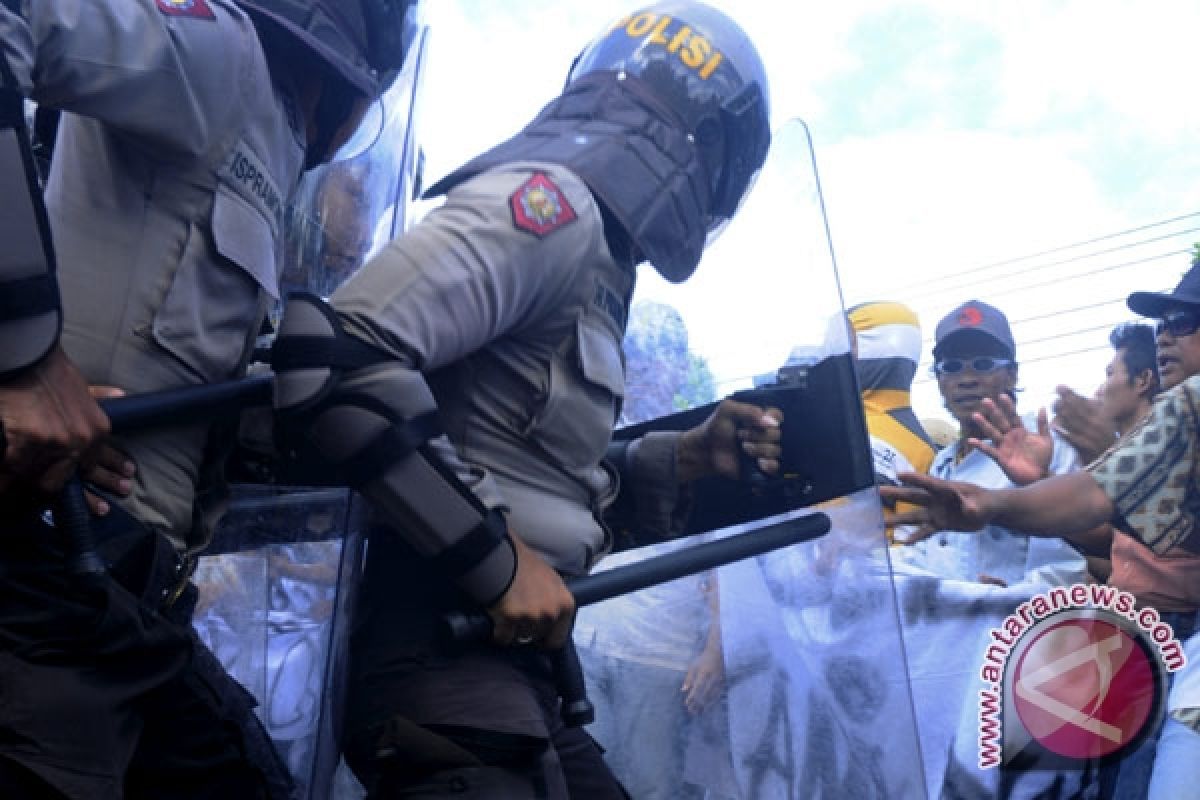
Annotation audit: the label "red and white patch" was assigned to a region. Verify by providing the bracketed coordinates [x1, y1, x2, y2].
[155, 0, 216, 20]
[509, 173, 577, 237]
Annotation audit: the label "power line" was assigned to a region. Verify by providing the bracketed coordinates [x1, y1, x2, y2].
[1006, 297, 1135, 327]
[1013, 320, 1126, 350]
[912, 212, 1200, 287]
[884, 211, 1200, 296]
[933, 248, 1188, 304]
[899, 236, 1198, 304]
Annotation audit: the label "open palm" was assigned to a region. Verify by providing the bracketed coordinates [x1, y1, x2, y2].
[970, 396, 1053, 486]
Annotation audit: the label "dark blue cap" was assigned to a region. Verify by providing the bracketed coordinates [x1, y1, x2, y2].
[1127, 262, 1200, 318]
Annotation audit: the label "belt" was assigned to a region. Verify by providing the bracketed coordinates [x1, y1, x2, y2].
[12, 500, 198, 615]
[95, 505, 198, 616]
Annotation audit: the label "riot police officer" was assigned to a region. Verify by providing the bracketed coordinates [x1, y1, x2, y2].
[273, 2, 774, 796]
[0, 2, 413, 797]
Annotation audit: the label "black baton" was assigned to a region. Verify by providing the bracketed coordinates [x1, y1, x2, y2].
[53, 475, 106, 577]
[441, 512, 831, 644]
[440, 512, 831, 727]
[99, 373, 273, 432]
[0, 374, 275, 574]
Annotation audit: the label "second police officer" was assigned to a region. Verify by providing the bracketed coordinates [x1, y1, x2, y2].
[272, 2, 775, 796]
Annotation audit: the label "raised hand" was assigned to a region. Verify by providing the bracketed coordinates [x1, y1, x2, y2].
[1051, 386, 1117, 464]
[968, 394, 1053, 486]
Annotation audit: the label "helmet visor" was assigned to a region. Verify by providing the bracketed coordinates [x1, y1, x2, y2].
[276, 25, 428, 308]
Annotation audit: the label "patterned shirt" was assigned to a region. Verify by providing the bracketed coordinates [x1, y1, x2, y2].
[1090, 374, 1200, 556]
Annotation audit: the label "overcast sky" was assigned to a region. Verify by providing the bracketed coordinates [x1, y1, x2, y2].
[415, 1, 1200, 421]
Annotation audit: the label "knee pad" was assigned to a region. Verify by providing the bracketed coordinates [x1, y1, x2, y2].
[272, 293, 516, 606]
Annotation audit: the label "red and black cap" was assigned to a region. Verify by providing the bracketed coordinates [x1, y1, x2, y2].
[933, 300, 1016, 359]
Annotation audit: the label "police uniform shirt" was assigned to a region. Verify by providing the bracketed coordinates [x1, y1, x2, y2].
[334, 162, 637, 577]
[4, 0, 305, 549]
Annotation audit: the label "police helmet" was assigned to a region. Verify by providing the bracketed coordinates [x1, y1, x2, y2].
[568, 2, 771, 226]
[236, 0, 416, 98]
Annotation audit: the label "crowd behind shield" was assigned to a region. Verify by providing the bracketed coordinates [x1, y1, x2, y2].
[3, 1, 1200, 799]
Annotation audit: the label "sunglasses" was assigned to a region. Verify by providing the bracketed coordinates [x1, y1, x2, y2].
[1155, 309, 1200, 338]
[933, 357, 1015, 376]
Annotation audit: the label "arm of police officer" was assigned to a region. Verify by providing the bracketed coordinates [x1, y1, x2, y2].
[323, 167, 617, 647]
[4, 0, 244, 158]
[604, 399, 782, 545]
[677, 398, 782, 483]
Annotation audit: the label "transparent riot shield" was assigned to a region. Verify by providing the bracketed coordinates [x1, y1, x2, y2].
[277, 20, 431, 306]
[192, 486, 369, 800]
[573, 119, 928, 799]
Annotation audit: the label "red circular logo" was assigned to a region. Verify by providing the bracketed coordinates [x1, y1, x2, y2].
[958, 307, 984, 327]
[1011, 616, 1158, 760]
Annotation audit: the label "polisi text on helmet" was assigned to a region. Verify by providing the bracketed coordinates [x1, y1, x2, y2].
[610, 12, 724, 80]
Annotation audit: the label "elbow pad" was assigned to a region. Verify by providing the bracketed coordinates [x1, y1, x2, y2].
[272, 292, 517, 606]
[0, 80, 60, 380]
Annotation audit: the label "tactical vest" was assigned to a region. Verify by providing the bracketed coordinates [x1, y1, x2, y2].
[426, 71, 713, 284]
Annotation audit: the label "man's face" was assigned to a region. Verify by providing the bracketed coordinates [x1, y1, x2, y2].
[1154, 306, 1200, 389]
[1096, 349, 1142, 422]
[935, 342, 1018, 428]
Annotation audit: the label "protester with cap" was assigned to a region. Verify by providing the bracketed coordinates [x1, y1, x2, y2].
[896, 299, 1088, 590]
[1130, 255, 1200, 393]
[883, 260, 1200, 800]
[1098, 259, 1200, 800]
[1048, 267, 1200, 637]
[1052, 254, 1199, 464]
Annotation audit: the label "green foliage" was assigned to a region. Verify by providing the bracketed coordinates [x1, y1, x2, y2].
[674, 352, 717, 411]
[1192, 241, 1200, 268]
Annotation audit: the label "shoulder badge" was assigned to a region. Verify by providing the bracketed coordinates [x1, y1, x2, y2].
[155, 0, 216, 20]
[509, 173, 577, 237]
